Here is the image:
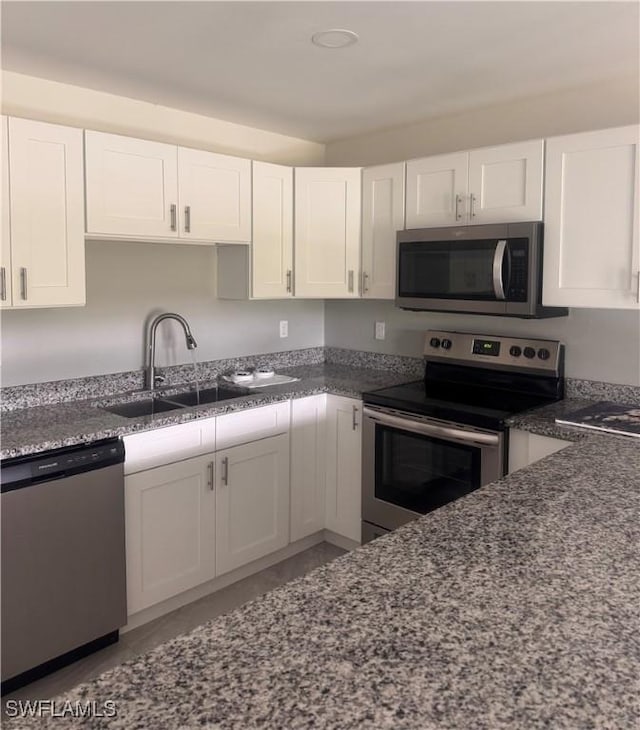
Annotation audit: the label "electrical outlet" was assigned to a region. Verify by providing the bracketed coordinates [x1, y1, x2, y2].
[375, 321, 386, 340]
[279, 320, 288, 338]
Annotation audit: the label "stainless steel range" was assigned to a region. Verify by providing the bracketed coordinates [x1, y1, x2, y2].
[361, 330, 564, 543]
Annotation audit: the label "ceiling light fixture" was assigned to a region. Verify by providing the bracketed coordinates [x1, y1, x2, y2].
[311, 29, 359, 49]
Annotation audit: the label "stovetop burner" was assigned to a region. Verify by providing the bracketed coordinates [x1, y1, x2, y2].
[363, 330, 564, 430]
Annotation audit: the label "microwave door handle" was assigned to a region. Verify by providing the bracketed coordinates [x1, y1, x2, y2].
[363, 407, 499, 446]
[492, 239, 507, 300]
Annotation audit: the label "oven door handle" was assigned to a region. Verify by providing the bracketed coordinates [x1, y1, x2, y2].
[363, 407, 500, 446]
[492, 239, 507, 301]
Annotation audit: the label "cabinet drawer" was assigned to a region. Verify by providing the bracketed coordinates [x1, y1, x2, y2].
[123, 418, 216, 474]
[216, 402, 290, 451]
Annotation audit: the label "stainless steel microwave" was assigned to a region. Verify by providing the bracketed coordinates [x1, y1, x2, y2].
[396, 222, 568, 318]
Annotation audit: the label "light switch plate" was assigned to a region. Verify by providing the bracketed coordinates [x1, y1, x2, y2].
[375, 321, 385, 340]
[279, 320, 288, 338]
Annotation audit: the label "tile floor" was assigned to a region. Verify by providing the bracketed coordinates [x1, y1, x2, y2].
[3, 542, 345, 706]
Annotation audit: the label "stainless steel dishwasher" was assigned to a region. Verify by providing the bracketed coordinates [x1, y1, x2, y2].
[1, 438, 127, 694]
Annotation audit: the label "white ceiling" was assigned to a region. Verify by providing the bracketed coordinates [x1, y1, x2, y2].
[1, 1, 638, 142]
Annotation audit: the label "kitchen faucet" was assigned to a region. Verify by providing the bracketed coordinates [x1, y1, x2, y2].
[145, 313, 198, 391]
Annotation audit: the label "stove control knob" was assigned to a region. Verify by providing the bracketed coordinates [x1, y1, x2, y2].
[537, 348, 551, 361]
[523, 346, 536, 359]
[429, 337, 441, 348]
[509, 345, 522, 358]
[441, 338, 452, 350]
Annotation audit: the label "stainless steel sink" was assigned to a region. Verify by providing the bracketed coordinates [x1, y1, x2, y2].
[101, 385, 250, 418]
[163, 386, 249, 407]
[102, 398, 186, 418]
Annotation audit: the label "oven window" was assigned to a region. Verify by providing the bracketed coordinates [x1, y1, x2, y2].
[375, 425, 481, 514]
[398, 240, 498, 300]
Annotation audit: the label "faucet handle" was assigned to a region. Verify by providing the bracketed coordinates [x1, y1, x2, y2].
[154, 373, 166, 387]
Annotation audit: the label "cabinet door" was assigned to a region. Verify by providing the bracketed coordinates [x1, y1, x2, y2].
[252, 161, 293, 297]
[290, 395, 326, 541]
[405, 152, 468, 228]
[125, 454, 216, 614]
[216, 434, 290, 576]
[294, 167, 361, 298]
[1, 116, 12, 308]
[178, 147, 251, 243]
[543, 126, 639, 309]
[468, 139, 543, 223]
[361, 162, 405, 300]
[325, 396, 362, 543]
[85, 130, 179, 239]
[508, 429, 571, 474]
[8, 118, 85, 307]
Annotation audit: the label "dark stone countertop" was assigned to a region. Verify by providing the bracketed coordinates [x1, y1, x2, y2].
[5, 427, 639, 729]
[2, 368, 639, 727]
[0, 364, 418, 460]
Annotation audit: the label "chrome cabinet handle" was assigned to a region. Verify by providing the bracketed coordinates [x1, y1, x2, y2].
[0, 266, 6, 301]
[221, 457, 229, 486]
[492, 240, 507, 301]
[455, 194, 463, 221]
[362, 271, 369, 295]
[352, 404, 359, 431]
[348, 270, 354, 293]
[286, 270, 292, 294]
[470, 193, 477, 218]
[20, 267, 27, 300]
[207, 461, 214, 491]
[363, 406, 500, 446]
[170, 204, 177, 231]
[184, 205, 191, 233]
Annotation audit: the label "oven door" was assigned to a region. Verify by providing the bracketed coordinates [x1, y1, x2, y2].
[362, 406, 504, 531]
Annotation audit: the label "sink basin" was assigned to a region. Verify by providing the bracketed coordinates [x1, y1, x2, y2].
[163, 386, 249, 407]
[102, 398, 186, 418]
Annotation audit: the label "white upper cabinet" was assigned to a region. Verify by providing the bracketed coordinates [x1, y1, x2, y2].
[177, 147, 251, 243]
[252, 161, 293, 297]
[294, 167, 361, 298]
[543, 126, 639, 309]
[85, 131, 251, 243]
[216, 161, 294, 299]
[467, 139, 544, 223]
[1, 116, 13, 308]
[361, 162, 405, 300]
[406, 152, 468, 228]
[85, 131, 179, 239]
[7, 117, 85, 308]
[405, 140, 543, 228]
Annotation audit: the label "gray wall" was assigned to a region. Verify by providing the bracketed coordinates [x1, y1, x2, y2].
[0, 241, 325, 386]
[324, 301, 640, 386]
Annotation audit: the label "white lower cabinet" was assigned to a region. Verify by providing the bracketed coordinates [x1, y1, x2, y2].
[125, 396, 364, 618]
[508, 429, 571, 474]
[215, 434, 290, 576]
[324, 395, 362, 543]
[125, 454, 216, 614]
[290, 395, 327, 541]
